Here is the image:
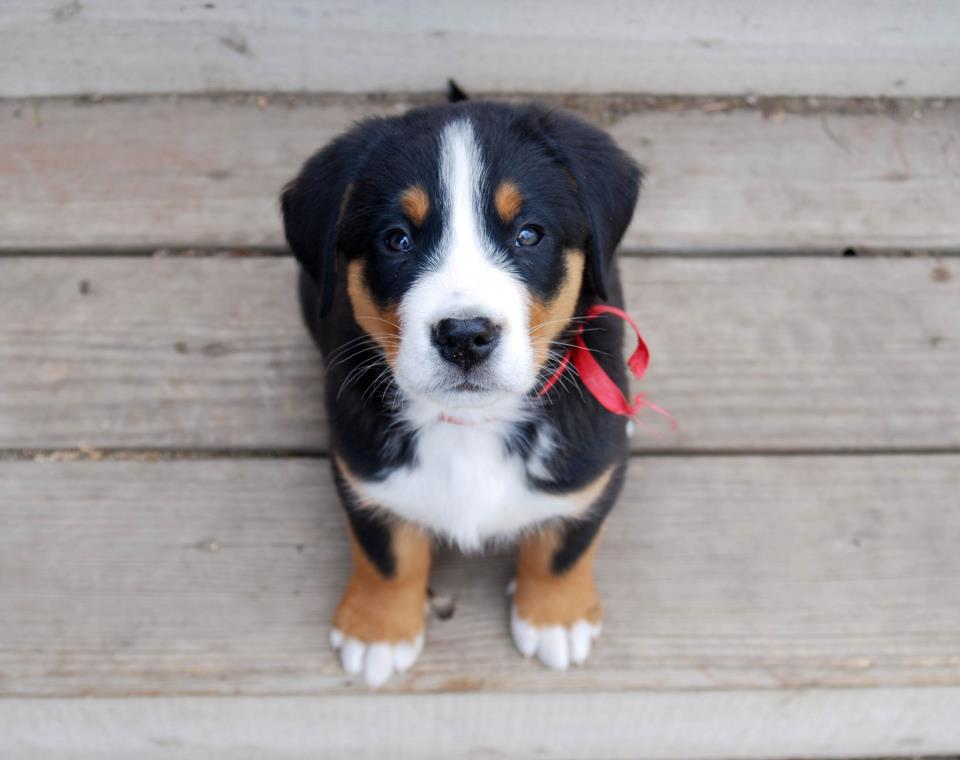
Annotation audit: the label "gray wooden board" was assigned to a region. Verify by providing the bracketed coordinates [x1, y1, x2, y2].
[1, 256, 958, 452]
[1, 456, 958, 700]
[3, 689, 960, 759]
[2, 1, 959, 98]
[2, 97, 959, 252]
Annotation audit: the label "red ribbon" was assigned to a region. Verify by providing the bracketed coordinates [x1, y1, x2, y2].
[538, 304, 676, 428]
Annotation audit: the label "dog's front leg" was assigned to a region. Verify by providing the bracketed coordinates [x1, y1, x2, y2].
[330, 460, 431, 687]
[510, 459, 624, 669]
[510, 520, 606, 670]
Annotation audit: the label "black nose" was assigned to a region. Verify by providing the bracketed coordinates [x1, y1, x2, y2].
[431, 317, 501, 371]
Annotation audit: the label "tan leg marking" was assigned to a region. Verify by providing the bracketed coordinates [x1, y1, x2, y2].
[333, 519, 431, 643]
[528, 249, 585, 370]
[399, 185, 430, 227]
[346, 260, 401, 364]
[514, 463, 613, 627]
[494, 180, 523, 223]
[511, 466, 616, 667]
[515, 525, 602, 627]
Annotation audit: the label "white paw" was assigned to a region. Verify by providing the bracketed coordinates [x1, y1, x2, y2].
[330, 628, 424, 688]
[510, 605, 601, 670]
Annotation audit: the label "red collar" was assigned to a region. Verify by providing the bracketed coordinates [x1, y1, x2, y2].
[438, 412, 502, 426]
[538, 304, 675, 426]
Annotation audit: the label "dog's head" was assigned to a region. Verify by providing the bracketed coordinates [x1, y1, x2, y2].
[282, 103, 639, 413]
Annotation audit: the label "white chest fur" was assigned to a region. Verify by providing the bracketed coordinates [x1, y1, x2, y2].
[351, 414, 582, 550]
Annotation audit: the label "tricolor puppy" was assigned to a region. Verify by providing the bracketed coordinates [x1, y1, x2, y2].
[282, 98, 640, 687]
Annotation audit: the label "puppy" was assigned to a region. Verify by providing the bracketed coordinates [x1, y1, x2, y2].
[282, 98, 640, 687]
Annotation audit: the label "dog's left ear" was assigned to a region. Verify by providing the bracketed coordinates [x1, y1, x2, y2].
[535, 109, 641, 301]
[281, 119, 384, 318]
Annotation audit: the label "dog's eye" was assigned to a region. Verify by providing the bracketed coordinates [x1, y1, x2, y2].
[515, 225, 543, 249]
[385, 229, 414, 253]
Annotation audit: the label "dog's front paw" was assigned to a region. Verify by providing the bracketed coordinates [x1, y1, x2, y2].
[328, 519, 431, 688]
[508, 574, 603, 670]
[330, 628, 424, 688]
[510, 604, 601, 669]
[331, 575, 427, 688]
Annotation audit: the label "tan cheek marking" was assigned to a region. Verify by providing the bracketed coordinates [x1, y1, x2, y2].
[400, 185, 430, 227]
[346, 260, 400, 365]
[333, 520, 432, 643]
[528, 249, 586, 370]
[333, 454, 378, 508]
[514, 525, 603, 627]
[569, 463, 617, 511]
[494, 180, 523, 223]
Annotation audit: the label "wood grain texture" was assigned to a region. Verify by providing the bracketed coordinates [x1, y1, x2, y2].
[1, 456, 959, 700]
[1, 256, 957, 451]
[0, 257, 326, 450]
[4, 689, 960, 759]
[2, 97, 959, 252]
[2, 1, 959, 97]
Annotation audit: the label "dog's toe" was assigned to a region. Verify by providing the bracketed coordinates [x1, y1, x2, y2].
[331, 628, 424, 688]
[509, 605, 601, 670]
[536, 625, 570, 670]
[363, 643, 395, 687]
[510, 606, 539, 657]
[338, 635, 366, 676]
[391, 637, 423, 672]
[569, 619, 597, 665]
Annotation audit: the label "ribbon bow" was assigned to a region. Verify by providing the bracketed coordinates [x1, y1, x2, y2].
[538, 304, 676, 428]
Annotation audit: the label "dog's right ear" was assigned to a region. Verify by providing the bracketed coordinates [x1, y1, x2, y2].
[281, 121, 383, 318]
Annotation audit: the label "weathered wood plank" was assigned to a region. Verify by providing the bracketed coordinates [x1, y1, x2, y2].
[2, 1, 959, 98]
[4, 688, 960, 759]
[2, 97, 958, 252]
[1, 456, 958, 702]
[1, 257, 957, 451]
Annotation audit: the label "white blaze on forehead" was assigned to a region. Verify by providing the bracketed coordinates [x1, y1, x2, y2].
[393, 117, 535, 410]
[426, 118, 517, 317]
[439, 119, 495, 271]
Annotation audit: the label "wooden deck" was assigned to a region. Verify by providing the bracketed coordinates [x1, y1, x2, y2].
[2, 91, 959, 757]
[2, 3, 960, 753]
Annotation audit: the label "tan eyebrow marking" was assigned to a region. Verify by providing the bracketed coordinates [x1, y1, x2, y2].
[399, 185, 430, 226]
[494, 180, 523, 223]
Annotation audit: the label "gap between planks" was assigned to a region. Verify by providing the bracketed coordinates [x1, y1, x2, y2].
[4, 446, 960, 462]
[4, 249, 960, 258]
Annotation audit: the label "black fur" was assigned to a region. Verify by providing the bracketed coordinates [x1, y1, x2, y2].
[532, 111, 640, 301]
[282, 119, 391, 317]
[446, 79, 469, 103]
[551, 457, 627, 574]
[283, 101, 641, 577]
[332, 458, 396, 577]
